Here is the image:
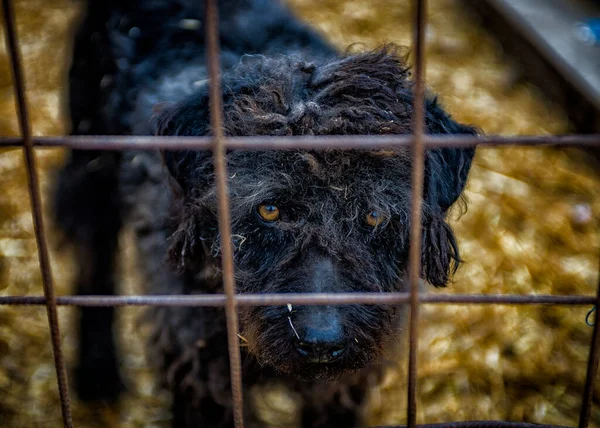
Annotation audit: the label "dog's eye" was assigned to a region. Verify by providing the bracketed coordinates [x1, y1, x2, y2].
[365, 210, 385, 227]
[258, 204, 280, 222]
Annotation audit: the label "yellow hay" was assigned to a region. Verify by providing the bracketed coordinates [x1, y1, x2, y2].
[0, 0, 598, 426]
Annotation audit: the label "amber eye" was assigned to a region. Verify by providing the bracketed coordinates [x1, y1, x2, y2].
[258, 204, 280, 222]
[365, 210, 385, 227]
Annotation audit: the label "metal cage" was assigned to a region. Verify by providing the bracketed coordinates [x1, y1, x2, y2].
[0, 0, 599, 427]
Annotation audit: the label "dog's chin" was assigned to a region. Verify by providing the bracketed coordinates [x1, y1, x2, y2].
[257, 351, 375, 382]
[281, 363, 356, 382]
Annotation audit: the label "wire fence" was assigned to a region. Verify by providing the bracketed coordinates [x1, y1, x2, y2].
[1, 0, 599, 427]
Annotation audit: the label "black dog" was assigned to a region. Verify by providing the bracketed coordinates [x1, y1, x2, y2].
[55, 0, 476, 426]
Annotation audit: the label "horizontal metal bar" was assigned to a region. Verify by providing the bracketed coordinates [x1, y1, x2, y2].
[0, 293, 595, 307]
[0, 134, 598, 150]
[378, 422, 570, 428]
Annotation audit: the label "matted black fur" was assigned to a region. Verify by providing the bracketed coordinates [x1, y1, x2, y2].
[55, 0, 477, 426]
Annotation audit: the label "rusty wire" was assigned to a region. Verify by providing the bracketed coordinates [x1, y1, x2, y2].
[0, 0, 73, 427]
[0, 0, 599, 426]
[204, 0, 244, 426]
[378, 423, 570, 428]
[407, 0, 427, 426]
[0, 134, 598, 150]
[1, 293, 597, 307]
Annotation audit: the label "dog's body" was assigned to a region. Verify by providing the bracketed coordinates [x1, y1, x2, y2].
[55, 1, 476, 426]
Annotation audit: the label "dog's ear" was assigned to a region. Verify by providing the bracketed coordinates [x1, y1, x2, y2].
[152, 98, 214, 197]
[423, 97, 477, 213]
[167, 215, 205, 274]
[152, 101, 216, 275]
[425, 146, 475, 213]
[419, 98, 477, 286]
[421, 215, 460, 287]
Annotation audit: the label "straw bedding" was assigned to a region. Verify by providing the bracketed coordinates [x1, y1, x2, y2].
[0, 0, 598, 426]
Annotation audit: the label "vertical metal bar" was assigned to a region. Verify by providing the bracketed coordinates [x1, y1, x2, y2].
[407, 0, 427, 426]
[0, 0, 73, 426]
[579, 248, 600, 428]
[204, 1, 244, 426]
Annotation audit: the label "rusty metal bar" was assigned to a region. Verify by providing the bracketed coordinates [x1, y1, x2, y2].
[0, 0, 73, 426]
[204, 0, 244, 426]
[407, 0, 427, 425]
[0, 134, 599, 150]
[377, 423, 570, 428]
[0, 293, 597, 307]
[578, 249, 600, 427]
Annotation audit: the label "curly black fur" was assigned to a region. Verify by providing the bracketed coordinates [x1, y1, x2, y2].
[55, 0, 476, 426]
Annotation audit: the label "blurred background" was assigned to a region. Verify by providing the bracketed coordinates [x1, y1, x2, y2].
[0, 0, 599, 426]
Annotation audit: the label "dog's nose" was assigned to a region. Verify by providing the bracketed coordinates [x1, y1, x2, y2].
[294, 321, 345, 363]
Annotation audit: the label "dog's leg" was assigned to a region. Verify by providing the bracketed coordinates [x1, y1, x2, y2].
[145, 304, 236, 428]
[55, 150, 124, 401]
[120, 151, 235, 426]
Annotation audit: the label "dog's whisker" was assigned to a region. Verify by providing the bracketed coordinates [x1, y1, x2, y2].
[288, 316, 301, 340]
[237, 333, 248, 343]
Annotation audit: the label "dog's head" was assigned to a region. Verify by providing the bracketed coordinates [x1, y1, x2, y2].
[155, 47, 476, 380]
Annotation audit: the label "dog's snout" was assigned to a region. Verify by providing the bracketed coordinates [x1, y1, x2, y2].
[293, 308, 345, 363]
[294, 330, 345, 363]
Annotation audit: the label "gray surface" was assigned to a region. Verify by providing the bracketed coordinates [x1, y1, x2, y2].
[489, 0, 600, 110]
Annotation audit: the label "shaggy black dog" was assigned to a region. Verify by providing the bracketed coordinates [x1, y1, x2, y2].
[55, 0, 476, 426]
